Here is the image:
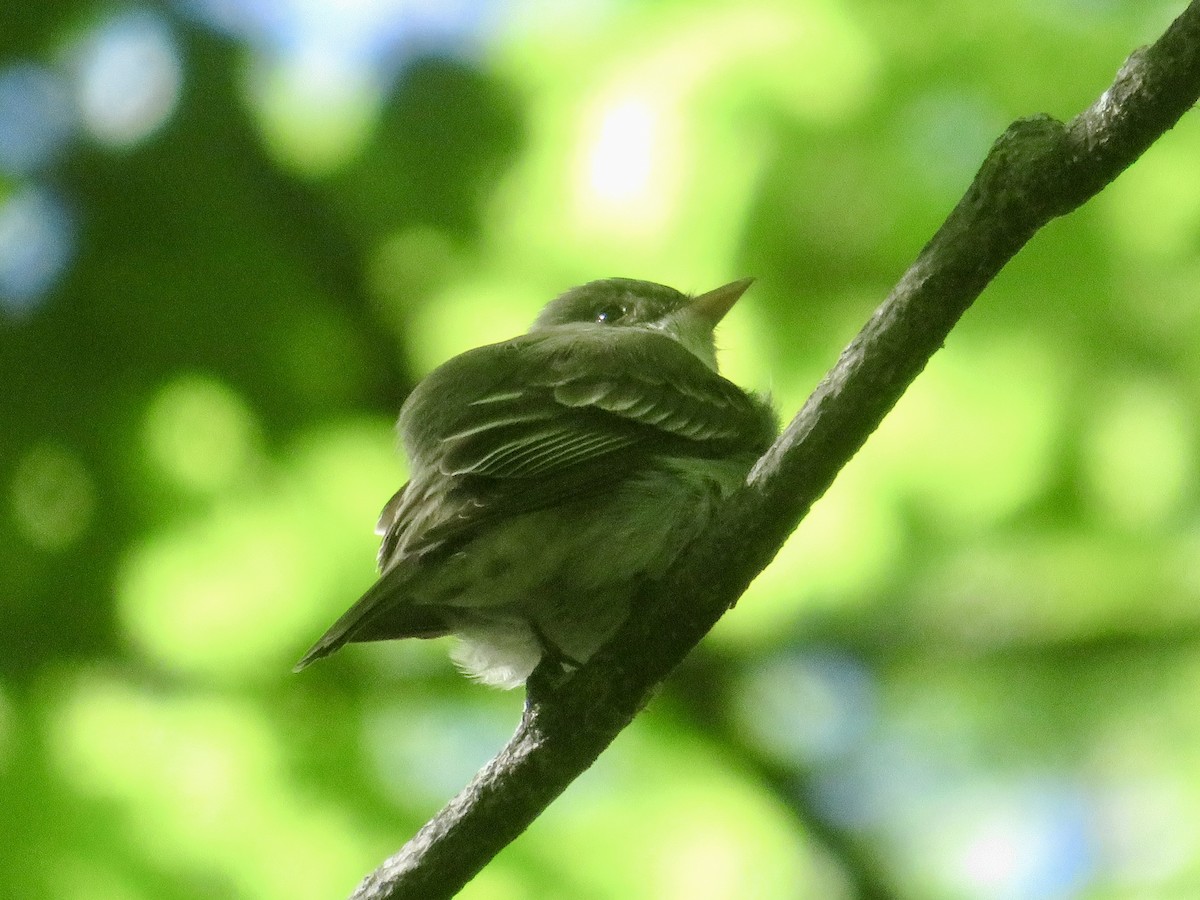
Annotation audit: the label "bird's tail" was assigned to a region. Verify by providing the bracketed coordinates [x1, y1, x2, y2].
[293, 568, 448, 672]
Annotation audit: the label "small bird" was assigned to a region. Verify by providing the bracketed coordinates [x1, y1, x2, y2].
[295, 277, 776, 688]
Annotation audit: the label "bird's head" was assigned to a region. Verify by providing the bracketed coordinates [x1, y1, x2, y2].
[530, 277, 754, 370]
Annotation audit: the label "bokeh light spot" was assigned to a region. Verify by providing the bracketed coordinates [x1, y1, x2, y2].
[498, 0, 876, 296]
[532, 727, 811, 898]
[0, 63, 74, 175]
[869, 335, 1066, 532]
[408, 278, 535, 374]
[49, 675, 374, 899]
[119, 503, 312, 680]
[245, 49, 380, 175]
[188, 0, 491, 68]
[367, 698, 520, 806]
[583, 96, 660, 215]
[1081, 378, 1194, 530]
[10, 442, 96, 551]
[143, 373, 261, 494]
[1103, 133, 1200, 263]
[926, 782, 1092, 899]
[191, 0, 494, 171]
[734, 651, 876, 767]
[901, 91, 1004, 197]
[73, 10, 183, 148]
[723, 459, 904, 646]
[120, 420, 398, 680]
[0, 183, 74, 313]
[1095, 772, 1197, 887]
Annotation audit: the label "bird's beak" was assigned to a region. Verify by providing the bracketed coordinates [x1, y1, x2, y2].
[688, 277, 755, 328]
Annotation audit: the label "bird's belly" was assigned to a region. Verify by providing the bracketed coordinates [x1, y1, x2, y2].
[421, 456, 749, 687]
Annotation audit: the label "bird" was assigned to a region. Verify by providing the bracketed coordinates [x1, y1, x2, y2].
[294, 277, 776, 688]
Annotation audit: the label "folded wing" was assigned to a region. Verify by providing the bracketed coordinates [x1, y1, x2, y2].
[294, 327, 775, 670]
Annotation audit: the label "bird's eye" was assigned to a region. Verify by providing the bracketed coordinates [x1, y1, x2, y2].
[595, 304, 627, 324]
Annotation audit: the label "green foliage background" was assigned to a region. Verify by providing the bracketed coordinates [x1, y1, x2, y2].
[3, 1, 1199, 898]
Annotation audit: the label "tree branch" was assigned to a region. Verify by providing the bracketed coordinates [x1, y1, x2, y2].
[350, 4, 1200, 897]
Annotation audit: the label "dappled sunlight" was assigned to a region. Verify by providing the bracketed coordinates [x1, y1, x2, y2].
[795, 651, 1200, 898]
[918, 781, 1092, 898]
[732, 650, 877, 767]
[518, 722, 813, 899]
[119, 499, 319, 679]
[245, 48, 383, 175]
[1080, 376, 1195, 531]
[406, 277, 539, 372]
[493, 0, 878, 287]
[918, 540, 1084, 645]
[720, 463, 905, 647]
[1101, 117, 1200, 263]
[119, 419, 399, 680]
[143, 373, 262, 495]
[48, 673, 377, 899]
[191, 0, 495, 174]
[0, 8, 185, 314]
[577, 94, 671, 233]
[868, 334, 1068, 533]
[366, 695, 523, 808]
[915, 531, 1200, 646]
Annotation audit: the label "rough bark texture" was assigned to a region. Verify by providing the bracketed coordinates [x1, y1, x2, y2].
[351, 4, 1200, 897]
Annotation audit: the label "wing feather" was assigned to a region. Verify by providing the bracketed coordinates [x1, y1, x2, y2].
[375, 330, 770, 562]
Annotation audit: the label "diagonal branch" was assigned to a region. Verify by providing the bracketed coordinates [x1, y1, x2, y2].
[350, 3, 1200, 898]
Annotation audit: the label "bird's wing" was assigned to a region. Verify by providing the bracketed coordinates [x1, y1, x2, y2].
[423, 327, 773, 482]
[357, 331, 769, 581]
[391, 328, 775, 552]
